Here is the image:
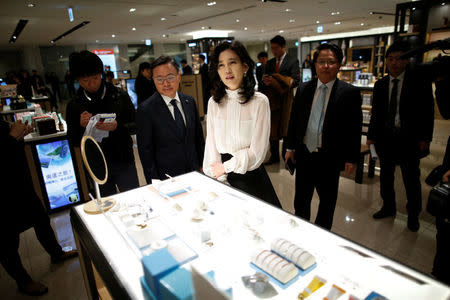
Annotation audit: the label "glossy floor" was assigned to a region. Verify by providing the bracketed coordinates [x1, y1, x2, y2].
[0, 118, 448, 298]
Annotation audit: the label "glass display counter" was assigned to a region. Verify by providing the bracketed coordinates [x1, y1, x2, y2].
[70, 172, 450, 300]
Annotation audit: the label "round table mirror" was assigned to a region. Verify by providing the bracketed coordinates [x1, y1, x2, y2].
[80, 135, 115, 214]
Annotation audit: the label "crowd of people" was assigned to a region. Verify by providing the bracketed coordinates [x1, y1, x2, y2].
[2, 35, 448, 295]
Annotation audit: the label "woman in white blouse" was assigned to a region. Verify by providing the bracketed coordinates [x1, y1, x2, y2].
[203, 41, 281, 208]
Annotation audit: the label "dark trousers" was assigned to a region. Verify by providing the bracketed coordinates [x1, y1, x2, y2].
[294, 149, 341, 230]
[0, 212, 62, 285]
[269, 137, 287, 162]
[379, 154, 422, 217]
[221, 154, 281, 208]
[432, 217, 450, 285]
[99, 160, 139, 197]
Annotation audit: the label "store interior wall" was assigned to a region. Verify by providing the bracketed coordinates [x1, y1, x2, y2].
[428, 3, 450, 30]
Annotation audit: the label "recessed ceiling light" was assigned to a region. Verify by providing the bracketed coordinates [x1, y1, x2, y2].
[289, 19, 295, 23]
[132, 27, 136, 31]
[261, 29, 264, 32]
[236, 19, 240, 22]
[201, 26, 206, 29]
[316, 20, 320, 24]
[129, 8, 136, 12]
[207, 1, 216, 6]
[162, 34, 167, 38]
[360, 23, 364, 26]
[112, 34, 115, 37]
[285, 8, 291, 12]
[412, 7, 416, 11]
[334, 21, 341, 25]
[27, 3, 35, 7]
[244, 27, 248, 30]
[96, 40, 99, 42]
[331, 11, 341, 15]
[161, 17, 166, 21]
[279, 30, 284, 33]
[441, 2, 445, 5]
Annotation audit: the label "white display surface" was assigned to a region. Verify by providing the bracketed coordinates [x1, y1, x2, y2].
[72, 172, 450, 300]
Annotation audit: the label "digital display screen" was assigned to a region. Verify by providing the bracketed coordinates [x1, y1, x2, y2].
[36, 139, 81, 210]
[126, 78, 138, 109]
[302, 68, 312, 82]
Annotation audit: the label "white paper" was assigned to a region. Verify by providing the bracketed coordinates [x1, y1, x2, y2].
[83, 113, 116, 142]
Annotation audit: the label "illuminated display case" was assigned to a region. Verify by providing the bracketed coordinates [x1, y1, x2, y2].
[71, 172, 450, 300]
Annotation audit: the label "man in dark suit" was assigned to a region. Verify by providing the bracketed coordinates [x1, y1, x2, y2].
[137, 55, 205, 184]
[367, 41, 434, 232]
[199, 54, 210, 114]
[181, 59, 193, 75]
[285, 43, 362, 230]
[256, 51, 268, 91]
[263, 35, 300, 164]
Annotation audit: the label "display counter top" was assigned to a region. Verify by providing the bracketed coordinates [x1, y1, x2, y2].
[71, 172, 450, 300]
[0, 102, 37, 114]
[24, 120, 66, 143]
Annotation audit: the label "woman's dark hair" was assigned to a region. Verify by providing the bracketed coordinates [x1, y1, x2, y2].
[313, 43, 343, 65]
[69, 50, 104, 79]
[209, 40, 255, 104]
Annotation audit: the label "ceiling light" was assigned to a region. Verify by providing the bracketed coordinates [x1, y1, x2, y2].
[190, 29, 231, 39]
[96, 40, 99, 42]
[49, 21, 90, 44]
[334, 21, 341, 25]
[162, 34, 167, 38]
[412, 7, 416, 11]
[261, 29, 264, 32]
[129, 8, 136, 12]
[9, 19, 28, 44]
[331, 11, 340, 15]
[316, 20, 320, 24]
[236, 19, 240, 22]
[289, 19, 295, 23]
[285, 8, 291, 12]
[50, 40, 54, 44]
[244, 27, 248, 30]
[27, 3, 35, 7]
[161, 17, 166, 21]
[112, 34, 115, 37]
[279, 30, 284, 33]
[132, 27, 136, 31]
[201, 26, 206, 29]
[302, 25, 395, 42]
[361, 23, 364, 26]
[207, 1, 216, 6]
[441, 2, 445, 5]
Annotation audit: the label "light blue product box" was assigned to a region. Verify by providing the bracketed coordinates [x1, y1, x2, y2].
[159, 268, 194, 300]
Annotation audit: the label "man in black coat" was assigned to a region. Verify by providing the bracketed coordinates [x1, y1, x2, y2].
[135, 62, 157, 106]
[199, 54, 210, 114]
[285, 43, 362, 230]
[367, 41, 434, 232]
[263, 35, 300, 164]
[137, 55, 205, 184]
[0, 120, 77, 296]
[66, 51, 139, 196]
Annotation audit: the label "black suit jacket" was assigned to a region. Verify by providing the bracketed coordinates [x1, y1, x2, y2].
[137, 92, 205, 183]
[264, 53, 300, 88]
[367, 71, 434, 158]
[285, 78, 362, 169]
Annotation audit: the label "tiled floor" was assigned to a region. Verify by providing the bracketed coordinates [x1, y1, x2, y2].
[1, 103, 448, 297]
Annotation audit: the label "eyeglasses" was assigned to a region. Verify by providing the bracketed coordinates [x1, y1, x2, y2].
[317, 60, 338, 66]
[153, 75, 177, 84]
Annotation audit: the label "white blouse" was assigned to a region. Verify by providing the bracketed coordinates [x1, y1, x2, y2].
[203, 89, 271, 181]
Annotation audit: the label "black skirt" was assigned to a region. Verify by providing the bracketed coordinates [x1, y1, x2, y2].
[221, 153, 281, 208]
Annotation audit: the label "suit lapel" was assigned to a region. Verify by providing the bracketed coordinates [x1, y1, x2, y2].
[179, 94, 192, 132]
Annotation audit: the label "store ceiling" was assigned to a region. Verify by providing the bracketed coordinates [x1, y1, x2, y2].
[0, 0, 404, 47]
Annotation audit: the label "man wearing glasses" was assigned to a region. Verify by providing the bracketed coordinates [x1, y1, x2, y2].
[367, 41, 434, 232]
[137, 55, 205, 184]
[285, 43, 362, 230]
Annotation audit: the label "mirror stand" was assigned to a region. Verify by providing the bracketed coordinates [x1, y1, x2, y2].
[80, 135, 116, 215]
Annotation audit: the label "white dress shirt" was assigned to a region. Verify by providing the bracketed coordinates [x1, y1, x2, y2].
[160, 92, 186, 125]
[389, 71, 405, 128]
[304, 78, 335, 148]
[203, 89, 271, 181]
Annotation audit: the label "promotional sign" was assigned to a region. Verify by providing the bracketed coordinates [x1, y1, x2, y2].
[36, 139, 81, 210]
